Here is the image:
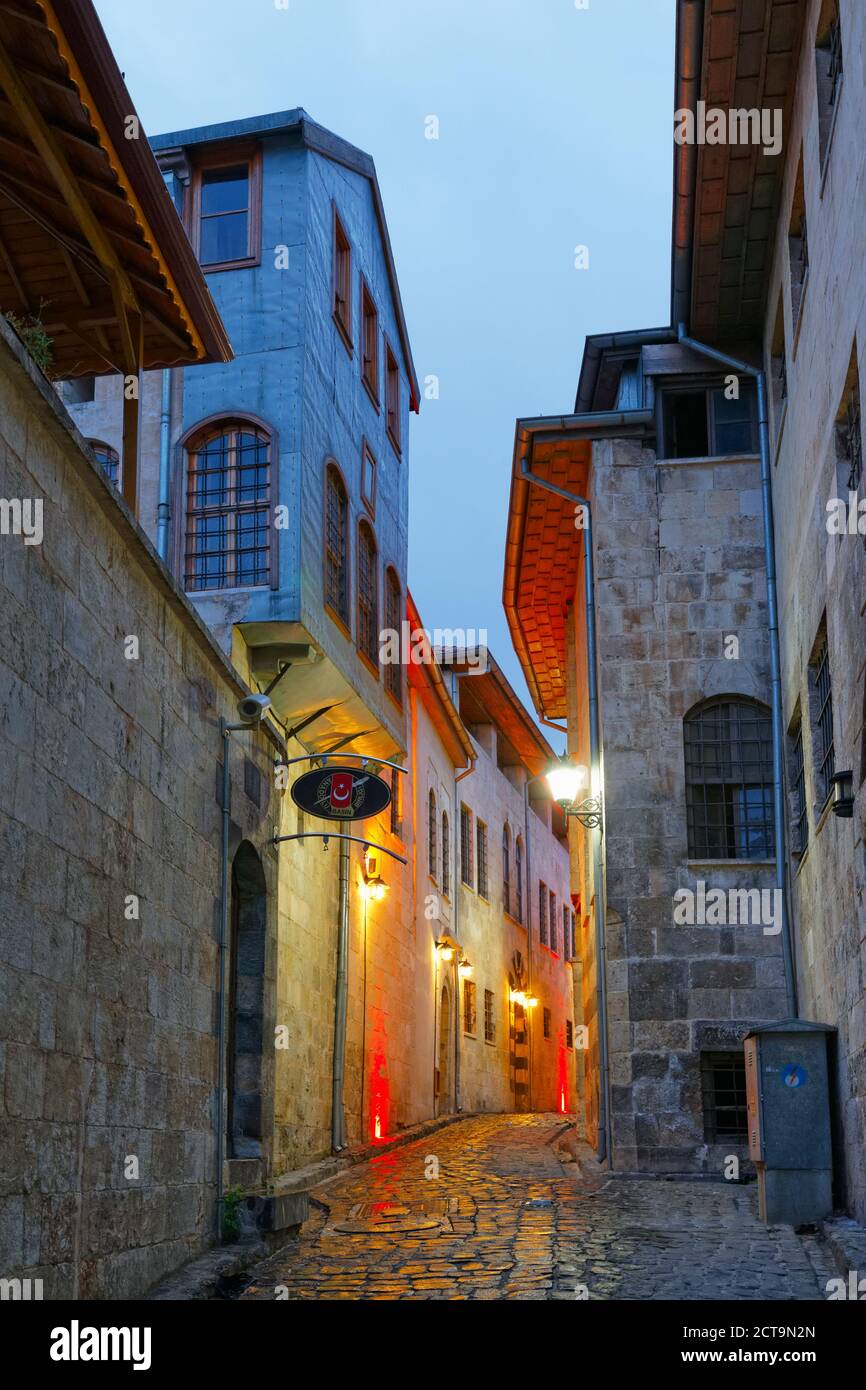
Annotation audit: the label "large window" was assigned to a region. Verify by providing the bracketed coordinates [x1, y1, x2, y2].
[428, 790, 437, 882]
[514, 837, 523, 922]
[790, 714, 808, 854]
[333, 209, 352, 349]
[185, 422, 270, 592]
[360, 278, 379, 402]
[538, 881, 548, 947]
[812, 635, 835, 805]
[441, 811, 450, 897]
[385, 339, 401, 453]
[815, 0, 843, 169]
[192, 154, 260, 270]
[660, 379, 757, 459]
[549, 890, 557, 954]
[684, 697, 775, 859]
[357, 522, 379, 670]
[89, 440, 120, 489]
[502, 825, 511, 915]
[476, 821, 489, 899]
[324, 465, 350, 627]
[463, 979, 477, 1036]
[484, 989, 495, 1044]
[835, 352, 862, 494]
[460, 805, 473, 888]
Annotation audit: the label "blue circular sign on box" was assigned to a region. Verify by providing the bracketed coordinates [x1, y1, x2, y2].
[781, 1063, 807, 1088]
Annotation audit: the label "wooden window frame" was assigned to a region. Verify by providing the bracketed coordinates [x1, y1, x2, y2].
[361, 439, 377, 519]
[428, 789, 438, 883]
[462, 978, 477, 1037]
[356, 519, 380, 677]
[332, 205, 353, 353]
[476, 820, 489, 899]
[182, 415, 275, 594]
[385, 337, 401, 455]
[188, 144, 262, 274]
[383, 566, 403, 708]
[484, 989, 495, 1045]
[88, 438, 120, 489]
[360, 277, 380, 406]
[323, 460, 351, 637]
[460, 804, 474, 888]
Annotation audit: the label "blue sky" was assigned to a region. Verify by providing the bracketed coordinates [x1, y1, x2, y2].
[96, 0, 675, 743]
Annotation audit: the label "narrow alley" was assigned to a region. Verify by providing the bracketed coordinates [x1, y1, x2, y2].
[237, 1115, 834, 1301]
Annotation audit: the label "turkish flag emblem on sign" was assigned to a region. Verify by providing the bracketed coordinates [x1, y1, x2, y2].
[329, 771, 354, 812]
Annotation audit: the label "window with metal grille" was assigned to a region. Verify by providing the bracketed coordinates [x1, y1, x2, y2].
[324, 465, 349, 626]
[484, 989, 495, 1044]
[460, 805, 473, 887]
[357, 522, 379, 668]
[816, 1, 843, 167]
[812, 636, 835, 804]
[502, 825, 511, 915]
[549, 890, 557, 953]
[185, 423, 270, 592]
[89, 440, 119, 488]
[836, 373, 862, 494]
[515, 837, 523, 921]
[538, 881, 547, 946]
[566, 1020, 574, 1050]
[543, 1007, 551, 1041]
[428, 789, 437, 882]
[684, 698, 775, 859]
[463, 979, 477, 1035]
[791, 717, 808, 853]
[442, 811, 450, 897]
[700, 1052, 748, 1142]
[384, 568, 402, 704]
[476, 821, 488, 898]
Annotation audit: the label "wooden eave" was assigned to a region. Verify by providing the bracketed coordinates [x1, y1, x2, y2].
[407, 589, 475, 771]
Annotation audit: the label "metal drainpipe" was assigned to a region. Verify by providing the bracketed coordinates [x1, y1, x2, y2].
[519, 460, 612, 1164]
[156, 369, 171, 562]
[331, 835, 351, 1151]
[450, 668, 476, 1114]
[675, 323, 798, 1017]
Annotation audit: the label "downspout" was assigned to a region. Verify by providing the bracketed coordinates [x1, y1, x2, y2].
[450, 668, 477, 1115]
[519, 460, 613, 1165]
[156, 368, 171, 562]
[676, 323, 797, 1016]
[331, 834, 351, 1150]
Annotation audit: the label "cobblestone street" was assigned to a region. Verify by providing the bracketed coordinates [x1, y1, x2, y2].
[239, 1114, 835, 1301]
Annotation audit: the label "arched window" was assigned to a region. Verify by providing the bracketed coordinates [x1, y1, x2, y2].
[384, 567, 402, 705]
[89, 440, 120, 488]
[185, 421, 270, 591]
[357, 521, 379, 668]
[502, 824, 511, 915]
[441, 811, 450, 897]
[324, 464, 349, 626]
[515, 836, 524, 922]
[428, 789, 438, 881]
[684, 697, 774, 859]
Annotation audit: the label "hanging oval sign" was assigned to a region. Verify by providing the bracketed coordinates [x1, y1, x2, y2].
[290, 765, 392, 822]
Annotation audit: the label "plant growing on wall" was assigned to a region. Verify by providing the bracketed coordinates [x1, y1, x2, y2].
[221, 1186, 245, 1244]
[4, 307, 54, 377]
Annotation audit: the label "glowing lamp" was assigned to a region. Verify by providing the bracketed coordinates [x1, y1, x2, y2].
[545, 758, 587, 807]
[458, 957, 473, 978]
[436, 940, 454, 961]
[830, 770, 854, 819]
[523, 994, 539, 1010]
[362, 848, 388, 901]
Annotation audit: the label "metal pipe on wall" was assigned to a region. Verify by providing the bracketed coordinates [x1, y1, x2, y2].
[675, 323, 797, 1018]
[156, 368, 171, 562]
[331, 834, 351, 1151]
[216, 720, 232, 1236]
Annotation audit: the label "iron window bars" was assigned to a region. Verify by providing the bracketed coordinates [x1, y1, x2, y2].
[814, 638, 836, 804]
[792, 720, 808, 853]
[701, 1052, 748, 1141]
[186, 426, 270, 591]
[684, 698, 775, 859]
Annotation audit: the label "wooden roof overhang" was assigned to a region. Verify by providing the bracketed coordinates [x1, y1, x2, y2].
[0, 0, 231, 508]
[406, 590, 475, 771]
[502, 425, 591, 725]
[672, 0, 807, 345]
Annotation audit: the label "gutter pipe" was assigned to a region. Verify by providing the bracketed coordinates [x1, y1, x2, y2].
[331, 834, 351, 1150]
[156, 368, 171, 561]
[676, 323, 797, 1016]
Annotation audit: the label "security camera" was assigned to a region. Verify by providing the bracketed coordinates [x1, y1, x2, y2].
[237, 693, 272, 724]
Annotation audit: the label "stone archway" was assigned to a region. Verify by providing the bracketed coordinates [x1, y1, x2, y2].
[228, 842, 267, 1158]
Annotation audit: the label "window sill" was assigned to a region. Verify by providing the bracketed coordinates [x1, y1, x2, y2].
[814, 794, 835, 838]
[357, 648, 381, 681]
[362, 377, 380, 412]
[387, 427, 402, 460]
[657, 453, 760, 468]
[791, 274, 809, 360]
[793, 843, 810, 877]
[333, 311, 353, 356]
[202, 254, 260, 275]
[384, 685, 403, 714]
[186, 581, 270, 598]
[463, 1030, 477, 1040]
[324, 602, 352, 642]
[819, 80, 843, 200]
[685, 858, 776, 870]
[773, 402, 788, 464]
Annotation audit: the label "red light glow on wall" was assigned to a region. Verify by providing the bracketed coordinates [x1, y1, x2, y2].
[369, 1007, 391, 1142]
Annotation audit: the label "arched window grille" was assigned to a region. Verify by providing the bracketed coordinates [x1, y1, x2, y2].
[428, 789, 438, 882]
[357, 521, 379, 668]
[185, 421, 270, 591]
[324, 464, 349, 625]
[89, 440, 120, 488]
[684, 697, 774, 859]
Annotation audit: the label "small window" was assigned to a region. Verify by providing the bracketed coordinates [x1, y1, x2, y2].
[484, 989, 495, 1044]
[514, 837, 523, 922]
[428, 790, 438, 882]
[333, 210, 352, 348]
[476, 821, 489, 898]
[790, 714, 808, 854]
[660, 380, 757, 459]
[788, 155, 809, 330]
[89, 440, 120, 488]
[384, 568, 402, 706]
[684, 697, 775, 859]
[543, 1008, 552, 1041]
[502, 825, 511, 915]
[538, 881, 548, 946]
[549, 891, 557, 954]
[700, 1052, 748, 1142]
[566, 1020, 574, 1050]
[460, 805, 473, 887]
[361, 441, 377, 517]
[815, 0, 843, 170]
[65, 376, 95, 404]
[324, 465, 350, 628]
[356, 521, 379, 671]
[361, 280, 379, 402]
[385, 341, 401, 452]
[442, 811, 450, 897]
[834, 348, 862, 494]
[185, 422, 271, 591]
[811, 633, 835, 805]
[770, 296, 787, 441]
[194, 156, 259, 270]
[463, 979, 477, 1035]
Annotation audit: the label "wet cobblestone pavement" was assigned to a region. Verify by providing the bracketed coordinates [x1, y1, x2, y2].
[239, 1114, 836, 1301]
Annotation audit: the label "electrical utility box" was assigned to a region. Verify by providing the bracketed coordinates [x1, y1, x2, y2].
[744, 1020, 835, 1227]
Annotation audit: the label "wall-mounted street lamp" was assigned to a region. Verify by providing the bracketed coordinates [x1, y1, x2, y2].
[457, 956, 473, 978]
[545, 757, 603, 830]
[436, 939, 455, 962]
[830, 770, 854, 819]
[362, 847, 388, 901]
